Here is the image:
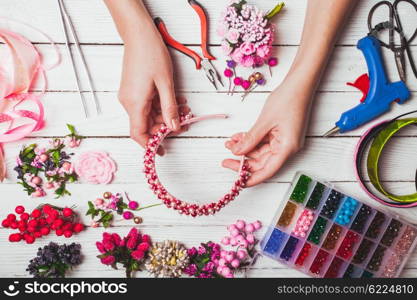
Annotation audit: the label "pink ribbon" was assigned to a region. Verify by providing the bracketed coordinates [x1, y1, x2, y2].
[0, 19, 60, 180]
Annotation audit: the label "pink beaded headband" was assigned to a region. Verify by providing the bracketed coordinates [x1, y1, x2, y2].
[143, 112, 250, 217]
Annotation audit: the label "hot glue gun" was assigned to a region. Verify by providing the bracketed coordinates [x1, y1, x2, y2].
[323, 35, 410, 137]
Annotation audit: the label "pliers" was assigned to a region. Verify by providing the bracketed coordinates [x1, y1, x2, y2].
[154, 0, 223, 90]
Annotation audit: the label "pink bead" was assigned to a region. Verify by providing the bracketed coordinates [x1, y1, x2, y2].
[228, 224, 237, 232]
[31, 176, 42, 185]
[240, 240, 249, 248]
[230, 228, 240, 237]
[221, 236, 231, 245]
[230, 237, 238, 246]
[300, 232, 306, 238]
[245, 223, 255, 233]
[246, 234, 255, 244]
[216, 266, 224, 274]
[242, 80, 251, 90]
[236, 250, 247, 260]
[233, 77, 243, 85]
[224, 68, 233, 77]
[220, 250, 227, 258]
[218, 258, 227, 266]
[221, 266, 231, 277]
[235, 220, 245, 230]
[231, 259, 240, 268]
[253, 221, 262, 230]
[94, 198, 104, 206]
[268, 57, 278, 67]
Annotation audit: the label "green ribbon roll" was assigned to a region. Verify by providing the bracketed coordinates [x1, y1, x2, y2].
[367, 118, 417, 203]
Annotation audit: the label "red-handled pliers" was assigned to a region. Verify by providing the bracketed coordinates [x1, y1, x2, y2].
[154, 0, 223, 90]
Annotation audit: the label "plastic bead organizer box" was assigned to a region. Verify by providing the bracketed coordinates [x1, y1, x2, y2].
[261, 173, 417, 278]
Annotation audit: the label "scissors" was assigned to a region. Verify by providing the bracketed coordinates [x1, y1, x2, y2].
[368, 0, 417, 81]
[154, 0, 223, 90]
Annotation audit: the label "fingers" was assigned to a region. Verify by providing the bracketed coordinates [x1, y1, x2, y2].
[128, 106, 151, 149]
[156, 78, 180, 132]
[229, 123, 268, 156]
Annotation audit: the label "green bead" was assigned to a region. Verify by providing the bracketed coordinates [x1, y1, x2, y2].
[308, 217, 328, 245]
[290, 175, 312, 203]
[306, 182, 325, 209]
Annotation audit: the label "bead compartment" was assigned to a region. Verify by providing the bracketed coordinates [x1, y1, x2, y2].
[261, 172, 417, 278]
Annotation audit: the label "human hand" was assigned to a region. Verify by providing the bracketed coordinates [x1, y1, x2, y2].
[222, 77, 314, 186]
[118, 28, 185, 154]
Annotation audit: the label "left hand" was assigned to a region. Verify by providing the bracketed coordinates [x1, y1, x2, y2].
[222, 76, 313, 187]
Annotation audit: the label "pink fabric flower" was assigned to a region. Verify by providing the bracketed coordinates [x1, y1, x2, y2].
[221, 41, 233, 55]
[231, 49, 244, 64]
[241, 55, 255, 67]
[74, 151, 117, 184]
[131, 250, 144, 260]
[226, 28, 240, 44]
[101, 255, 115, 265]
[256, 44, 272, 59]
[240, 42, 255, 56]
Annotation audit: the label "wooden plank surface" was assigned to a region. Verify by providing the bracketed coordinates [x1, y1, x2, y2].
[0, 0, 417, 278]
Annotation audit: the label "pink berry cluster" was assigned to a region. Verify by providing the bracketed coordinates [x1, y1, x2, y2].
[96, 228, 151, 278]
[217, 219, 262, 277]
[2, 204, 84, 244]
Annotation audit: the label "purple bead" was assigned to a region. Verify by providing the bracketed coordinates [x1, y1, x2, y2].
[256, 79, 266, 85]
[227, 60, 236, 68]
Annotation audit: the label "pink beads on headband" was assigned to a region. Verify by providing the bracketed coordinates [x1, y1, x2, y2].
[143, 112, 250, 217]
[292, 209, 314, 238]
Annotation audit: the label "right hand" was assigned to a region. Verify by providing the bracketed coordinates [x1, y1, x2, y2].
[118, 28, 187, 155]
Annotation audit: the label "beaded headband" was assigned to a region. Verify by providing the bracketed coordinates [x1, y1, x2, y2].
[143, 112, 250, 217]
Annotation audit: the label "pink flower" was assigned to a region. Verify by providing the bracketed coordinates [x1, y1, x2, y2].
[239, 42, 255, 55]
[16, 156, 22, 166]
[256, 44, 272, 59]
[74, 151, 117, 184]
[127, 227, 139, 239]
[142, 234, 151, 243]
[103, 240, 115, 251]
[231, 48, 244, 64]
[101, 255, 115, 265]
[241, 55, 255, 67]
[66, 136, 81, 148]
[226, 28, 240, 44]
[131, 250, 144, 260]
[96, 242, 106, 253]
[137, 242, 150, 252]
[221, 41, 233, 55]
[127, 236, 137, 250]
[102, 232, 113, 242]
[112, 233, 122, 246]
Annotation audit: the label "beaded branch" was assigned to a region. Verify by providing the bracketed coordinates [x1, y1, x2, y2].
[143, 112, 251, 217]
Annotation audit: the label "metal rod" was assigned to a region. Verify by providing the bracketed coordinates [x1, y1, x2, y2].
[58, 0, 101, 115]
[57, 0, 88, 118]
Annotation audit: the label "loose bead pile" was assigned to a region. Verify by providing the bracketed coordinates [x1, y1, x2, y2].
[295, 242, 312, 267]
[280, 236, 299, 261]
[365, 211, 386, 239]
[320, 190, 343, 219]
[145, 240, 189, 278]
[292, 209, 314, 238]
[352, 238, 374, 264]
[335, 197, 358, 225]
[307, 216, 327, 245]
[277, 202, 297, 227]
[367, 245, 387, 271]
[306, 183, 325, 210]
[322, 224, 343, 251]
[350, 204, 372, 233]
[309, 249, 329, 276]
[290, 175, 312, 204]
[380, 219, 403, 247]
[336, 230, 360, 259]
[324, 257, 344, 278]
[143, 112, 250, 217]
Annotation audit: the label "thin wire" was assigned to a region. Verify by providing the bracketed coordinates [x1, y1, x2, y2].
[58, 0, 101, 115]
[57, 0, 88, 118]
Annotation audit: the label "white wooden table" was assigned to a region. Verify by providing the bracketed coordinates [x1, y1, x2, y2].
[0, 0, 417, 278]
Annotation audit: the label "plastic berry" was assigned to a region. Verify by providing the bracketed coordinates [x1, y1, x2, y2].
[248, 74, 256, 83]
[64, 230, 73, 238]
[128, 201, 139, 210]
[73, 223, 84, 233]
[31, 176, 42, 185]
[254, 72, 263, 81]
[268, 57, 278, 67]
[2, 219, 10, 228]
[62, 208, 73, 217]
[123, 211, 133, 220]
[133, 216, 143, 224]
[233, 77, 243, 86]
[7, 214, 16, 222]
[224, 68, 233, 78]
[242, 80, 251, 90]
[15, 206, 25, 214]
[31, 209, 41, 218]
[103, 192, 112, 199]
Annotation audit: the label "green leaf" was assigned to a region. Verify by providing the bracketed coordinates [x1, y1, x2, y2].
[66, 124, 76, 135]
[265, 2, 285, 19]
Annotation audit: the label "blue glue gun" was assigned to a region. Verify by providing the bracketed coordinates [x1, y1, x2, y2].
[324, 35, 410, 136]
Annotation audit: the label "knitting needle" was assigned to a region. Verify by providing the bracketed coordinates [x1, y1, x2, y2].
[58, 0, 102, 116]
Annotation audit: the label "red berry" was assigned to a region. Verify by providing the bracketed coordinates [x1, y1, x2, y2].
[62, 208, 73, 218]
[38, 218, 47, 226]
[18, 226, 27, 232]
[54, 219, 64, 228]
[46, 216, 55, 224]
[20, 213, 29, 221]
[31, 209, 41, 218]
[56, 229, 64, 236]
[8, 233, 22, 242]
[15, 206, 25, 214]
[27, 226, 36, 233]
[62, 222, 73, 231]
[7, 214, 16, 221]
[63, 230, 73, 238]
[40, 227, 50, 236]
[73, 223, 84, 233]
[10, 222, 18, 229]
[49, 210, 59, 219]
[28, 219, 38, 228]
[25, 235, 35, 244]
[42, 204, 52, 214]
[34, 231, 42, 238]
[1, 219, 10, 228]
